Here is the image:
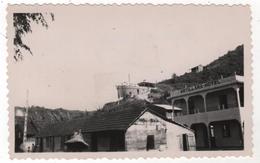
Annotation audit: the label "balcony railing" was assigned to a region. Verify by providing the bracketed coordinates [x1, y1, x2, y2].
[174, 107, 243, 126]
[176, 104, 239, 116]
[171, 75, 243, 97]
[205, 104, 239, 111]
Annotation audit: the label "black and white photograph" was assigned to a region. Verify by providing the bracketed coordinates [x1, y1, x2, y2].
[6, 4, 252, 158]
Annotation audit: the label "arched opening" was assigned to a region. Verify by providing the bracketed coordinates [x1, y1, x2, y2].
[206, 88, 238, 112]
[173, 99, 188, 115]
[191, 123, 209, 150]
[209, 120, 243, 150]
[188, 95, 205, 114]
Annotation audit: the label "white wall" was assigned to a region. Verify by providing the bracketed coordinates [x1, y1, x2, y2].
[165, 121, 195, 151]
[126, 111, 195, 151]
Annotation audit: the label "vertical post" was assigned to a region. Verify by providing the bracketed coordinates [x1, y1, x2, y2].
[234, 86, 241, 108]
[185, 97, 189, 115]
[23, 108, 28, 143]
[202, 93, 207, 112]
[23, 90, 29, 143]
[128, 73, 131, 85]
[207, 123, 212, 150]
[171, 99, 175, 121]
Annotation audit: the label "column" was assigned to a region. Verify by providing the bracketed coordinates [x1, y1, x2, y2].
[233, 86, 241, 108]
[171, 99, 175, 120]
[201, 93, 207, 112]
[207, 123, 212, 150]
[184, 96, 189, 114]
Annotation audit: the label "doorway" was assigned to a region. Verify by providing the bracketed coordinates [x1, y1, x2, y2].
[146, 135, 155, 151]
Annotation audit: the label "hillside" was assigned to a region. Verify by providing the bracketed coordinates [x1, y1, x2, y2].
[158, 45, 244, 91]
[15, 106, 91, 136]
[16, 106, 87, 122]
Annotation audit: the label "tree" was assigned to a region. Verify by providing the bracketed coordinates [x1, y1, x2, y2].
[13, 13, 54, 61]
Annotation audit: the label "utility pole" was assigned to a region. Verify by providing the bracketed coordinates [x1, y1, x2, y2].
[23, 89, 29, 143]
[128, 73, 131, 85]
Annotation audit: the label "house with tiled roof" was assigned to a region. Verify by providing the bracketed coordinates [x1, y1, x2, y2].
[35, 100, 195, 152]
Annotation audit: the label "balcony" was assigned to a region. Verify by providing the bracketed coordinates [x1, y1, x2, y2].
[174, 107, 244, 126]
[170, 75, 244, 98]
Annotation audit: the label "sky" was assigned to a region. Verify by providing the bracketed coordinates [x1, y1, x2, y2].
[8, 5, 251, 111]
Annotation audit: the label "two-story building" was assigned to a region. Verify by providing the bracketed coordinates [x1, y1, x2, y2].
[169, 75, 244, 150]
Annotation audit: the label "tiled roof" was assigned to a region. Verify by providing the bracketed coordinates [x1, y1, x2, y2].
[36, 100, 190, 137]
[37, 100, 146, 137]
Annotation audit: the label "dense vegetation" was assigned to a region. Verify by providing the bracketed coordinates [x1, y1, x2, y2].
[158, 45, 244, 91]
[15, 106, 87, 126]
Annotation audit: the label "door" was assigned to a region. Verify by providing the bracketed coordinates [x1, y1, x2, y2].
[182, 134, 188, 151]
[146, 135, 155, 151]
[209, 125, 216, 149]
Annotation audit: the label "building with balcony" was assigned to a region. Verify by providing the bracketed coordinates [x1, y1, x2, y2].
[169, 75, 244, 150]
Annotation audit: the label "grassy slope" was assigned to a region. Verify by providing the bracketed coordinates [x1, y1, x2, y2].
[158, 45, 244, 91]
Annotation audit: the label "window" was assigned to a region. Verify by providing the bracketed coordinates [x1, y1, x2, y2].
[137, 89, 140, 94]
[222, 124, 231, 137]
[146, 135, 155, 150]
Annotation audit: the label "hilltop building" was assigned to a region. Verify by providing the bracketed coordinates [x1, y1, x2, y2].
[35, 100, 196, 152]
[116, 81, 168, 104]
[116, 81, 155, 100]
[190, 64, 204, 73]
[169, 75, 244, 150]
